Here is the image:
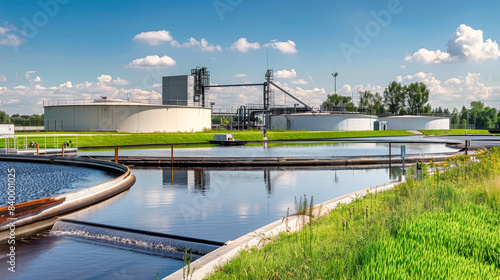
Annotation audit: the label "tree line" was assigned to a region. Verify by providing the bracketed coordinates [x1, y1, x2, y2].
[322, 81, 431, 115]
[0, 112, 44, 126]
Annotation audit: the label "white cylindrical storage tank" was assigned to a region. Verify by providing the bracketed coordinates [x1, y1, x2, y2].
[44, 100, 212, 133]
[270, 113, 378, 131]
[379, 116, 450, 130]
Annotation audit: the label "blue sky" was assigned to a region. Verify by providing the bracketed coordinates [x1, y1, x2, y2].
[0, 0, 499, 114]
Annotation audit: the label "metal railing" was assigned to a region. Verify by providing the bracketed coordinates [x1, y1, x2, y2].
[43, 98, 211, 108]
[1, 135, 78, 154]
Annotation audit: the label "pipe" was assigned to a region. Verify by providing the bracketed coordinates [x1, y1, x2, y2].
[114, 146, 118, 163]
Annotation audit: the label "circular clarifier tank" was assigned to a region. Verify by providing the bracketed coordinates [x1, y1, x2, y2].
[0, 161, 117, 206]
[0, 155, 136, 239]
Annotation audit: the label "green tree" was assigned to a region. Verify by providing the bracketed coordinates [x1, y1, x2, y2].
[0, 111, 11, 124]
[405, 82, 430, 114]
[450, 107, 459, 125]
[383, 81, 404, 114]
[372, 92, 384, 114]
[358, 90, 373, 111]
[358, 91, 385, 115]
[322, 93, 356, 112]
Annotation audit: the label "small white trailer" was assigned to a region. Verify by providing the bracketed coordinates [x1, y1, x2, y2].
[210, 134, 246, 146]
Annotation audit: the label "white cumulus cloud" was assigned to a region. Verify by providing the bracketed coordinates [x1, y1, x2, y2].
[113, 77, 130, 85]
[397, 71, 500, 108]
[171, 37, 222, 52]
[24, 70, 35, 80]
[231, 38, 261, 53]
[264, 39, 298, 54]
[133, 30, 174, 46]
[291, 79, 308, 85]
[234, 73, 247, 78]
[0, 74, 8, 82]
[405, 24, 500, 64]
[97, 74, 112, 83]
[125, 55, 177, 69]
[275, 69, 297, 79]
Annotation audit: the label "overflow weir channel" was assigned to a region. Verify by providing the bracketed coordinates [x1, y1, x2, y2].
[82, 137, 477, 168]
[51, 219, 225, 260]
[95, 152, 462, 167]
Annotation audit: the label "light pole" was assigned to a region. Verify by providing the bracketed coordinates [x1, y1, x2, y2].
[332, 72, 338, 95]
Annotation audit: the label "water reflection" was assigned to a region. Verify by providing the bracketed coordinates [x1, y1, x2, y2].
[162, 169, 211, 193]
[264, 170, 272, 194]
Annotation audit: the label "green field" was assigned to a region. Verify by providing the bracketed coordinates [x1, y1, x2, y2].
[420, 129, 491, 136]
[206, 149, 500, 279]
[2, 129, 495, 150]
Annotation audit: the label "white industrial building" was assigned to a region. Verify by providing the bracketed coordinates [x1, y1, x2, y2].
[379, 116, 450, 130]
[270, 113, 378, 131]
[44, 70, 212, 133]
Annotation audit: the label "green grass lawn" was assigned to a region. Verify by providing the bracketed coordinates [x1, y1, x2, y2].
[206, 149, 500, 279]
[7, 130, 413, 149]
[5, 129, 493, 149]
[420, 129, 492, 135]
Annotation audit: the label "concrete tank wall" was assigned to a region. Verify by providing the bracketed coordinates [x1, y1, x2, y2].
[44, 104, 211, 132]
[379, 116, 450, 130]
[270, 113, 377, 131]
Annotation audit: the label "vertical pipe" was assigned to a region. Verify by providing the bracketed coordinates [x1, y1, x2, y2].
[62, 143, 65, 157]
[465, 140, 468, 155]
[114, 146, 118, 163]
[36, 144, 39, 156]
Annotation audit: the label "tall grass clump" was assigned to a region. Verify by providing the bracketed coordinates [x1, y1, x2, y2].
[208, 148, 500, 279]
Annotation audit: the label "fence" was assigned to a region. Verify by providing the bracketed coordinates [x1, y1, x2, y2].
[1, 135, 78, 153]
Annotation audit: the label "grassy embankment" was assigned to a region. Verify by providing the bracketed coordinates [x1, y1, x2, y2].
[421, 129, 491, 136]
[6, 130, 413, 149]
[5, 129, 495, 149]
[207, 149, 500, 279]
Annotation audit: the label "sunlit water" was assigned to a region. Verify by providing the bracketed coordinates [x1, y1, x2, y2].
[79, 141, 459, 158]
[1, 165, 398, 280]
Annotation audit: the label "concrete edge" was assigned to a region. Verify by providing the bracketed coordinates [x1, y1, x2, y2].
[164, 179, 404, 280]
